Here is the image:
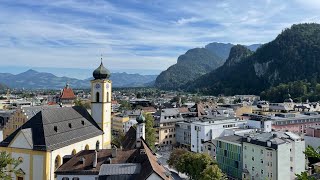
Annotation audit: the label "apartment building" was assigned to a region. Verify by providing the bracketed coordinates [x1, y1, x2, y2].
[190, 117, 246, 153]
[216, 135, 243, 179]
[242, 132, 305, 180]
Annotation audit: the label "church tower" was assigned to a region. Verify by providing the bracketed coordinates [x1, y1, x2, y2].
[136, 111, 145, 148]
[91, 59, 112, 149]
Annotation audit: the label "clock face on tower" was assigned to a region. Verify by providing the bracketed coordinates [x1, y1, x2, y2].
[95, 83, 101, 89]
[106, 84, 110, 89]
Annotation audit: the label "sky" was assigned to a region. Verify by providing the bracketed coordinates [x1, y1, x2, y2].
[0, 0, 320, 76]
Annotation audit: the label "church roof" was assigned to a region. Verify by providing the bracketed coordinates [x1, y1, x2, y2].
[0, 106, 103, 151]
[55, 137, 172, 180]
[55, 149, 137, 175]
[60, 84, 76, 99]
[21, 105, 60, 120]
[93, 61, 111, 80]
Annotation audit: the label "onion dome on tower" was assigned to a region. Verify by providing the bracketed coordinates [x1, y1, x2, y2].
[136, 111, 146, 124]
[93, 58, 111, 80]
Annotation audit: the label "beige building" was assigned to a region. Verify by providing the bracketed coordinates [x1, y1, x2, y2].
[154, 108, 185, 147]
[3, 105, 59, 138]
[111, 114, 129, 134]
[235, 105, 252, 117]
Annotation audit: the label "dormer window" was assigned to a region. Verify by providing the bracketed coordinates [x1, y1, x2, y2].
[54, 126, 58, 132]
[81, 120, 85, 125]
[69, 123, 72, 128]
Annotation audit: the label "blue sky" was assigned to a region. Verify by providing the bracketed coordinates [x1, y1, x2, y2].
[0, 0, 320, 76]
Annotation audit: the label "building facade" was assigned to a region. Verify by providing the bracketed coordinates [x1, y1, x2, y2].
[190, 117, 246, 153]
[3, 105, 59, 138]
[242, 132, 305, 180]
[111, 114, 129, 135]
[216, 135, 243, 179]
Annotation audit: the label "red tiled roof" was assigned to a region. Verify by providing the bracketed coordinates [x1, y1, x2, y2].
[61, 87, 76, 99]
[141, 106, 157, 113]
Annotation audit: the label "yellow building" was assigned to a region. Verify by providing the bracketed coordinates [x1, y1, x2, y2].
[0, 62, 113, 180]
[3, 105, 59, 138]
[0, 106, 104, 180]
[154, 108, 185, 147]
[234, 105, 253, 117]
[112, 114, 129, 134]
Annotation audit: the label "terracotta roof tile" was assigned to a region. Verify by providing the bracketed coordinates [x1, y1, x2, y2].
[61, 87, 76, 99]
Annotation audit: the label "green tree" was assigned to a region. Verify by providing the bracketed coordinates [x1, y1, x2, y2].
[200, 164, 225, 180]
[167, 148, 188, 169]
[304, 146, 320, 159]
[217, 98, 225, 104]
[111, 131, 125, 148]
[296, 172, 316, 180]
[119, 100, 132, 111]
[233, 98, 241, 104]
[145, 113, 156, 151]
[0, 151, 22, 180]
[296, 146, 320, 179]
[168, 149, 223, 180]
[136, 92, 142, 99]
[74, 99, 91, 109]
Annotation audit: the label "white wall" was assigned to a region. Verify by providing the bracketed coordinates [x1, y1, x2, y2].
[292, 140, 305, 179]
[33, 155, 44, 180]
[11, 153, 31, 180]
[190, 119, 245, 153]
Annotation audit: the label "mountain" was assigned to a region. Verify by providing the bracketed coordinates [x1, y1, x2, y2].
[204, 43, 234, 60]
[108, 73, 157, 87]
[187, 23, 320, 95]
[205, 42, 261, 59]
[155, 42, 262, 90]
[155, 48, 224, 90]
[225, 45, 252, 67]
[0, 83, 8, 90]
[0, 70, 157, 89]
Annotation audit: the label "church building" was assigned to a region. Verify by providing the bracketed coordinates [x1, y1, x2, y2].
[0, 61, 113, 180]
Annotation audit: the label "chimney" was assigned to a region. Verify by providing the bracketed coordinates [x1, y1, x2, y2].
[80, 156, 85, 165]
[96, 141, 100, 151]
[107, 157, 112, 164]
[112, 146, 117, 158]
[93, 150, 97, 168]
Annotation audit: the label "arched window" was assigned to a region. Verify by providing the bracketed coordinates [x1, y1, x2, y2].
[55, 155, 61, 170]
[107, 92, 109, 102]
[96, 141, 100, 150]
[85, 144, 89, 150]
[72, 149, 77, 155]
[96, 92, 100, 102]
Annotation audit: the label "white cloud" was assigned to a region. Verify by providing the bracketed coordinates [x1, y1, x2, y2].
[0, 0, 319, 73]
[176, 17, 201, 25]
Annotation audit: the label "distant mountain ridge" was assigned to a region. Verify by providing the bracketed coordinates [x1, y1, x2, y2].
[0, 70, 157, 89]
[155, 42, 262, 90]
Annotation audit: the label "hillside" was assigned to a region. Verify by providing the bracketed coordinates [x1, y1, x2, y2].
[187, 23, 320, 95]
[155, 48, 224, 90]
[155, 42, 261, 90]
[0, 70, 157, 89]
